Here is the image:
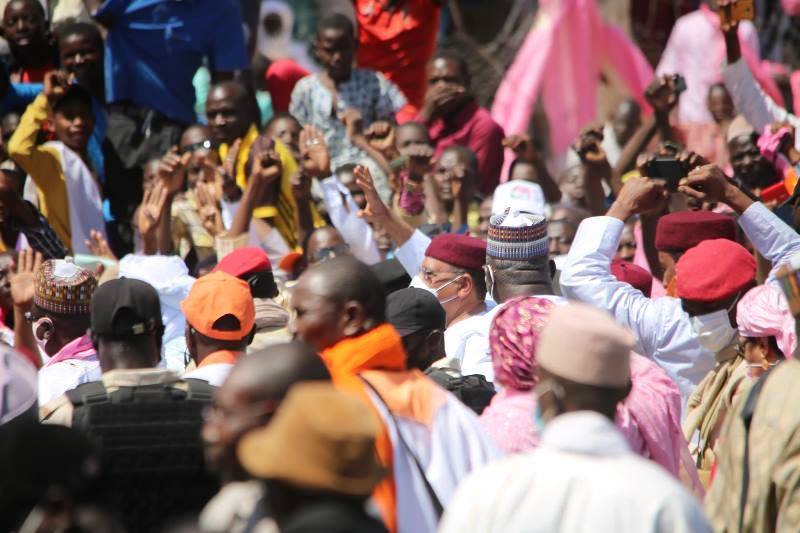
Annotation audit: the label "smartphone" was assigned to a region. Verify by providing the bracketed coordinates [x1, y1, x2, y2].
[732, 0, 755, 22]
[720, 0, 755, 25]
[646, 157, 684, 191]
[673, 74, 686, 95]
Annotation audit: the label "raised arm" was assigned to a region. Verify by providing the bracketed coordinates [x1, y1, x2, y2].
[679, 165, 800, 281]
[720, 2, 800, 139]
[560, 177, 671, 355]
[7, 73, 65, 190]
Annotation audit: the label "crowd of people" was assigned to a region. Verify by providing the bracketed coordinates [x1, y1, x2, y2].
[4, 0, 800, 531]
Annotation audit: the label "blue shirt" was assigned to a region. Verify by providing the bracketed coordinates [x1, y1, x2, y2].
[97, 0, 249, 124]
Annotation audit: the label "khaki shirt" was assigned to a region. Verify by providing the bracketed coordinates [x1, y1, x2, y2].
[707, 360, 800, 532]
[40, 368, 185, 427]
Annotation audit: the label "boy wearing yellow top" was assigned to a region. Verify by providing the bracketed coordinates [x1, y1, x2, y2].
[8, 71, 106, 255]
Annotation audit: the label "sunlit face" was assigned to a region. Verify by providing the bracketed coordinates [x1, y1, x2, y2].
[314, 28, 354, 82]
[558, 166, 586, 207]
[289, 274, 345, 352]
[474, 195, 493, 240]
[616, 224, 637, 262]
[432, 150, 469, 204]
[206, 86, 251, 145]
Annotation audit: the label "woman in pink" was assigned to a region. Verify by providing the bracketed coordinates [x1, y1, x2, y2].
[480, 296, 703, 494]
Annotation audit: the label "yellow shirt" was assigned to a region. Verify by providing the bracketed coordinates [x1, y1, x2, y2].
[219, 125, 323, 250]
[8, 94, 73, 251]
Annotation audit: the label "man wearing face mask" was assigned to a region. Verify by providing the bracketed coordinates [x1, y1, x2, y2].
[28, 257, 100, 406]
[407, 233, 494, 379]
[560, 166, 800, 411]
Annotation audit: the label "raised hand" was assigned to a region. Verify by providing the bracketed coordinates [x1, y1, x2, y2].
[137, 180, 169, 238]
[421, 83, 467, 120]
[84, 229, 117, 260]
[8, 248, 43, 309]
[195, 181, 224, 237]
[354, 164, 391, 222]
[365, 121, 396, 154]
[678, 164, 734, 205]
[502, 134, 541, 164]
[299, 125, 330, 177]
[223, 138, 242, 179]
[43, 70, 73, 106]
[158, 147, 191, 196]
[574, 127, 608, 168]
[249, 147, 282, 189]
[645, 75, 680, 117]
[401, 144, 435, 178]
[340, 108, 365, 141]
[608, 176, 670, 220]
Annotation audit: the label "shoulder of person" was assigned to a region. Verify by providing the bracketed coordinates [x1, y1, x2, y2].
[40, 393, 73, 426]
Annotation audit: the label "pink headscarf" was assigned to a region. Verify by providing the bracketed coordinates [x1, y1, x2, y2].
[737, 284, 797, 358]
[489, 296, 555, 391]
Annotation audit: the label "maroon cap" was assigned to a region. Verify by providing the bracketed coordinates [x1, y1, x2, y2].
[610, 259, 652, 298]
[676, 239, 756, 302]
[425, 234, 487, 270]
[213, 247, 271, 278]
[654, 211, 737, 252]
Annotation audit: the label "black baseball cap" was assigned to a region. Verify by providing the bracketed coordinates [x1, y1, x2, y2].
[386, 288, 446, 337]
[90, 278, 163, 337]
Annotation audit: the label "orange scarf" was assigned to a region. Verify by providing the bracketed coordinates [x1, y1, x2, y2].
[321, 324, 406, 533]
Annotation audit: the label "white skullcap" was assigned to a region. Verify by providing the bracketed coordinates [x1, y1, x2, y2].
[491, 180, 546, 216]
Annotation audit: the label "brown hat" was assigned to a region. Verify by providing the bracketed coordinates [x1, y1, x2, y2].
[537, 303, 634, 388]
[237, 382, 384, 496]
[34, 258, 96, 315]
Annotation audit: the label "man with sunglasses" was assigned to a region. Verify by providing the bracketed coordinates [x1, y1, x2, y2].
[408, 233, 492, 379]
[199, 341, 330, 532]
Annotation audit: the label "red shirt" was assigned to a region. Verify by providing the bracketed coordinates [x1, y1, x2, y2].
[265, 59, 310, 114]
[422, 100, 505, 195]
[355, 0, 440, 111]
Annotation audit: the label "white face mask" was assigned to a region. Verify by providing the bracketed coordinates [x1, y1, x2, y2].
[409, 274, 463, 305]
[691, 309, 737, 353]
[552, 254, 568, 271]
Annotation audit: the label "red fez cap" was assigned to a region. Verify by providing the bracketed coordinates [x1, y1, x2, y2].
[655, 211, 737, 252]
[213, 247, 271, 278]
[676, 239, 756, 302]
[425, 234, 486, 270]
[611, 259, 652, 298]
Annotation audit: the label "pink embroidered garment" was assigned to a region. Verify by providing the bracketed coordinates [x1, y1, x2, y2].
[490, 0, 653, 177]
[478, 296, 703, 494]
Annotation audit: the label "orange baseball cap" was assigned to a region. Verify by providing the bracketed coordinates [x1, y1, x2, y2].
[181, 271, 255, 341]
